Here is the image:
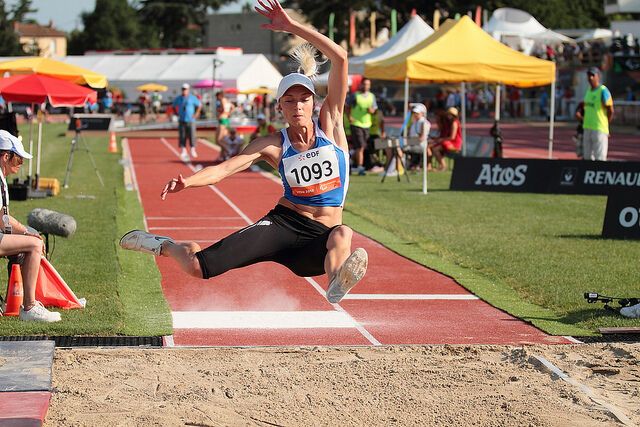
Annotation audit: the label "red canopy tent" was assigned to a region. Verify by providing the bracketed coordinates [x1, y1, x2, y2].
[0, 74, 97, 106]
[0, 74, 97, 187]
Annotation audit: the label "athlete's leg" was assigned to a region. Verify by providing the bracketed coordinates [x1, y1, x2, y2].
[324, 225, 352, 277]
[160, 241, 203, 278]
[324, 225, 368, 303]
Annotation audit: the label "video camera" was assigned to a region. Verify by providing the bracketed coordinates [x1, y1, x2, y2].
[584, 292, 639, 312]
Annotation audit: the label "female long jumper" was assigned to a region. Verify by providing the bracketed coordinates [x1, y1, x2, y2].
[120, 0, 367, 303]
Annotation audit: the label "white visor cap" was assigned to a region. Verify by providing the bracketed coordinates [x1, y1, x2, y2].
[276, 73, 316, 100]
[0, 130, 32, 159]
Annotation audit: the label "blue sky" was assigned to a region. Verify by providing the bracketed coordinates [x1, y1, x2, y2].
[6, 0, 244, 32]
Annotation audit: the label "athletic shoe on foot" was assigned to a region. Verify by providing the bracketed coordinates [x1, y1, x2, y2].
[190, 147, 198, 158]
[620, 303, 640, 319]
[119, 230, 173, 256]
[20, 301, 61, 323]
[326, 248, 368, 303]
[180, 148, 190, 163]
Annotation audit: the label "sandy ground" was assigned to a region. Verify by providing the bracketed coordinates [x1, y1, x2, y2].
[47, 343, 639, 426]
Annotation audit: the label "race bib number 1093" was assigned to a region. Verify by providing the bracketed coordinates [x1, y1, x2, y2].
[282, 145, 341, 197]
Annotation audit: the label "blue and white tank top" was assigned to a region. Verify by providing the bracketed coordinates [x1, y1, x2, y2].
[278, 120, 349, 207]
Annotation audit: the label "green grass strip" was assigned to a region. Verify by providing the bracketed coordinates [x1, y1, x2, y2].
[0, 123, 171, 336]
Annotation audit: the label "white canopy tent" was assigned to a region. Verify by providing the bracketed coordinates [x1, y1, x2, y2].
[315, 14, 434, 86]
[61, 54, 283, 101]
[484, 8, 573, 54]
[576, 28, 613, 43]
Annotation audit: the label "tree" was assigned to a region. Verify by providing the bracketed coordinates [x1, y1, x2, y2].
[138, 0, 237, 48]
[0, 0, 28, 55]
[68, 0, 143, 54]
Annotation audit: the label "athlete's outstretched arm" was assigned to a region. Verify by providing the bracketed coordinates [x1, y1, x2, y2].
[161, 136, 279, 200]
[255, 0, 348, 115]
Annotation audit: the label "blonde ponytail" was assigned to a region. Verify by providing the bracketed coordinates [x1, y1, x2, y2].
[289, 43, 323, 79]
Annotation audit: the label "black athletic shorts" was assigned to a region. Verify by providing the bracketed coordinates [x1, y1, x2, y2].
[350, 125, 369, 150]
[195, 205, 339, 279]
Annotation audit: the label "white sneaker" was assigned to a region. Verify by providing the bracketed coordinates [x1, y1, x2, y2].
[180, 149, 190, 163]
[620, 303, 640, 319]
[20, 301, 61, 323]
[190, 147, 198, 158]
[119, 230, 173, 256]
[326, 248, 368, 303]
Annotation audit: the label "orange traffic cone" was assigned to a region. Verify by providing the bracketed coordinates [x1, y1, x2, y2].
[108, 132, 118, 153]
[4, 264, 24, 316]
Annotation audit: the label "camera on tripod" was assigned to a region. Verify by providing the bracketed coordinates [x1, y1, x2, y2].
[584, 292, 639, 308]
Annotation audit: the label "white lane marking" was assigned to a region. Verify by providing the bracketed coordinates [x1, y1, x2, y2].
[123, 138, 147, 231]
[304, 276, 381, 346]
[172, 311, 356, 329]
[147, 216, 241, 220]
[562, 336, 583, 344]
[160, 138, 253, 224]
[161, 137, 381, 345]
[163, 335, 175, 347]
[197, 137, 221, 152]
[149, 226, 242, 230]
[531, 355, 634, 426]
[342, 294, 479, 300]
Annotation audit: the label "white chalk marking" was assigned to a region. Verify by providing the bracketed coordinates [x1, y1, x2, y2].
[163, 335, 175, 347]
[562, 336, 583, 344]
[342, 294, 479, 300]
[172, 311, 356, 329]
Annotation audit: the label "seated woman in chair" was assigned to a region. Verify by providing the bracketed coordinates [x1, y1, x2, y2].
[0, 131, 58, 322]
[430, 107, 462, 172]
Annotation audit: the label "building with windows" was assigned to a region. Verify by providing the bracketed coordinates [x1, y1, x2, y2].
[605, 0, 640, 37]
[13, 22, 66, 57]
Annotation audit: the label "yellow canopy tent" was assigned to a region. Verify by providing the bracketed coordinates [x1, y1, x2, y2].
[0, 57, 107, 88]
[365, 16, 558, 193]
[365, 15, 555, 86]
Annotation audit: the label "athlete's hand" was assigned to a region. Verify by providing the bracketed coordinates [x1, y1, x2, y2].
[255, 0, 294, 33]
[161, 174, 187, 200]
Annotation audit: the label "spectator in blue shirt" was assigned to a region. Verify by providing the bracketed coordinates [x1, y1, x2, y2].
[172, 83, 202, 161]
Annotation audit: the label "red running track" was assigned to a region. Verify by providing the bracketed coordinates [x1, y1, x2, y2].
[127, 136, 571, 346]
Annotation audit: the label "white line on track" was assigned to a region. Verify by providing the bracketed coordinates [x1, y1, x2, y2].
[147, 216, 242, 220]
[160, 138, 253, 224]
[342, 294, 479, 300]
[531, 355, 634, 426]
[562, 336, 583, 344]
[160, 137, 381, 345]
[172, 311, 357, 329]
[149, 226, 242, 230]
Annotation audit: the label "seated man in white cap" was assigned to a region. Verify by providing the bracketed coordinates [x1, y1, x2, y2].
[404, 103, 431, 170]
[0, 130, 60, 322]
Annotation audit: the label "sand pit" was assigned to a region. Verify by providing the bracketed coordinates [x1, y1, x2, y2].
[47, 343, 639, 426]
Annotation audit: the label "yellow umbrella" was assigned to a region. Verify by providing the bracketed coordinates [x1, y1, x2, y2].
[0, 57, 107, 88]
[239, 87, 274, 95]
[136, 83, 168, 92]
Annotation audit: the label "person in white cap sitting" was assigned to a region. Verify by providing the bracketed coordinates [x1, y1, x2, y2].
[120, 0, 367, 304]
[0, 130, 60, 322]
[404, 103, 431, 170]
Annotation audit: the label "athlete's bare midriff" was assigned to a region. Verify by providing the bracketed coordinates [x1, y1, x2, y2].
[277, 197, 343, 228]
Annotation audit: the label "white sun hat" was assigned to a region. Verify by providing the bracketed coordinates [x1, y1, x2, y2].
[276, 73, 316, 100]
[0, 130, 32, 159]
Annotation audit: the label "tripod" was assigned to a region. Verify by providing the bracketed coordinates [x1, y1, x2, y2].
[63, 118, 105, 189]
[377, 137, 410, 183]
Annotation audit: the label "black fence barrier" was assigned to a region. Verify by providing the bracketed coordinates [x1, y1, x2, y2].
[451, 158, 640, 195]
[602, 192, 640, 239]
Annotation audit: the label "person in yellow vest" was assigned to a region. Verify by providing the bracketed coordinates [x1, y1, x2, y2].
[347, 78, 377, 175]
[250, 113, 276, 141]
[576, 67, 614, 161]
